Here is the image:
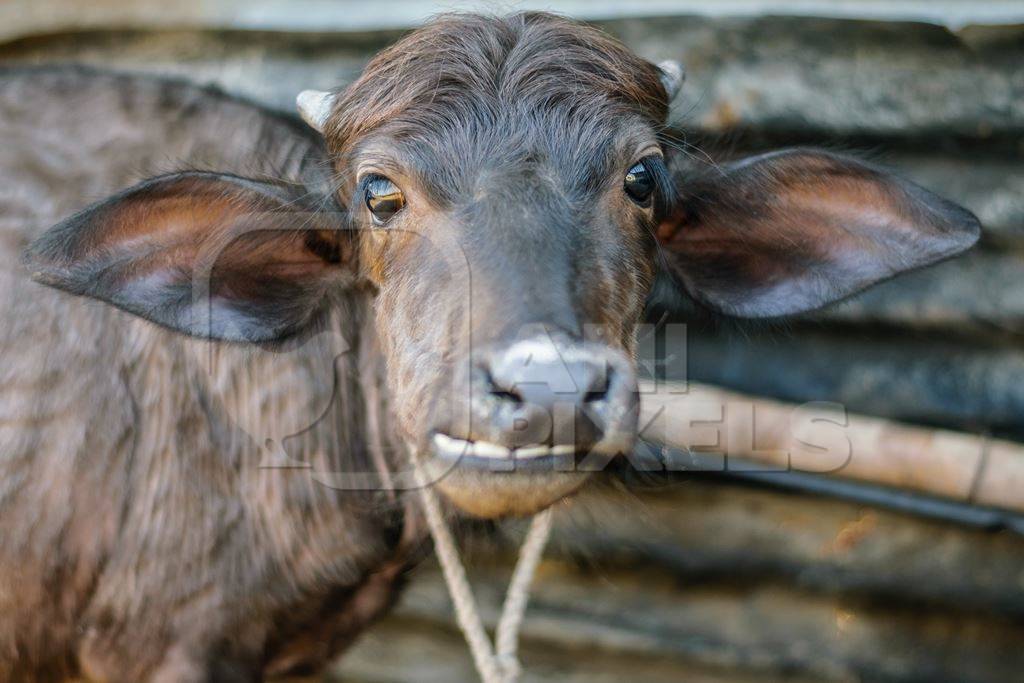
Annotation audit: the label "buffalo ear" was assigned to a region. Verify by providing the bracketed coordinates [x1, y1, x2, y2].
[655, 149, 981, 317]
[24, 172, 355, 342]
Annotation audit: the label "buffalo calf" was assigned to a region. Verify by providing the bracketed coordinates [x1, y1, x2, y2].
[1, 12, 979, 681]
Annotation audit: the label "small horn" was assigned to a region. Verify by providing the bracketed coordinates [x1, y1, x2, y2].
[296, 90, 335, 133]
[657, 60, 685, 101]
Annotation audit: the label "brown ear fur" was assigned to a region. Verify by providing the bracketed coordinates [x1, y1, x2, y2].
[656, 149, 981, 317]
[24, 172, 354, 342]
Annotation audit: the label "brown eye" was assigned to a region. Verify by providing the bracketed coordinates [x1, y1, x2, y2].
[364, 175, 405, 225]
[624, 161, 655, 205]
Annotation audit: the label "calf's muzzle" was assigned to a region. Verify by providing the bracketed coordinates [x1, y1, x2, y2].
[432, 332, 640, 472]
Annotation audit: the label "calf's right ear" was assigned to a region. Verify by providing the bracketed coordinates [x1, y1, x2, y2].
[654, 149, 982, 318]
[24, 171, 355, 343]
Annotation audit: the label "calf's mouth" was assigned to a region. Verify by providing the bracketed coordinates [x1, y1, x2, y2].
[418, 334, 640, 517]
[430, 432, 630, 473]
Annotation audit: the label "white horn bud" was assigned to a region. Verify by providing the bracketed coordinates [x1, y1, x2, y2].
[296, 89, 335, 133]
[657, 60, 685, 101]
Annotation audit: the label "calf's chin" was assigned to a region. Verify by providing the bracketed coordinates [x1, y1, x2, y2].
[428, 466, 591, 518]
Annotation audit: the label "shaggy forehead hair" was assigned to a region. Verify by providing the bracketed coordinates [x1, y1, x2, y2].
[325, 12, 670, 200]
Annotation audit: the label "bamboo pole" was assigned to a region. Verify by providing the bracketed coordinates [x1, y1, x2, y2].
[639, 381, 1024, 513]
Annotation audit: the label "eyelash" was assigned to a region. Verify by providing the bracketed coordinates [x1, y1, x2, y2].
[629, 154, 672, 211]
[625, 163, 653, 205]
[360, 174, 406, 225]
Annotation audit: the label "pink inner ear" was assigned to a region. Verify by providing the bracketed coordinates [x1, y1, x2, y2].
[25, 171, 356, 342]
[648, 149, 980, 318]
[114, 182, 349, 282]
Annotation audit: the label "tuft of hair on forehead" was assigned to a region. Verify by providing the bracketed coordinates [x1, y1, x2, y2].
[324, 12, 671, 160]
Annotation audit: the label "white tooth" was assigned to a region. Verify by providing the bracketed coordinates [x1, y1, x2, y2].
[515, 445, 551, 459]
[471, 441, 511, 459]
[550, 445, 576, 456]
[433, 433, 469, 457]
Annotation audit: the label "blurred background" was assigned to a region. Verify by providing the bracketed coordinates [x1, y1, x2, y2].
[3, 2, 1022, 681]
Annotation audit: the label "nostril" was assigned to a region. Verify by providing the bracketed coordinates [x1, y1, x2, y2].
[481, 367, 523, 404]
[490, 388, 522, 404]
[581, 362, 615, 404]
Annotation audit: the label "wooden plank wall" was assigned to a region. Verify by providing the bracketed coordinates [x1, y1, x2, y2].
[2, 6, 1021, 681]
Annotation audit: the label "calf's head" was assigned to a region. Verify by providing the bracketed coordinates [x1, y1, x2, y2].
[25, 13, 980, 517]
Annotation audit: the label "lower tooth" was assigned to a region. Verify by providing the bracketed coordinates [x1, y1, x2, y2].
[433, 433, 469, 457]
[550, 445, 576, 456]
[472, 442, 511, 458]
[515, 445, 550, 459]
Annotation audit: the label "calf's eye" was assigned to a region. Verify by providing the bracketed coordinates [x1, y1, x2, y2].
[624, 161, 655, 205]
[364, 175, 405, 225]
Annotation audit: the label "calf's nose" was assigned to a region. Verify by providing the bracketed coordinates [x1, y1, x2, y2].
[474, 334, 638, 451]
[486, 341, 608, 408]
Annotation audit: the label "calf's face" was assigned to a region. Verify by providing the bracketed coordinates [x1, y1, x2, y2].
[341, 129, 664, 516]
[309, 19, 679, 515]
[25, 13, 980, 518]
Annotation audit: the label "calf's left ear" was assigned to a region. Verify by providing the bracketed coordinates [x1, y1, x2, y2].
[655, 149, 981, 317]
[24, 172, 354, 342]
